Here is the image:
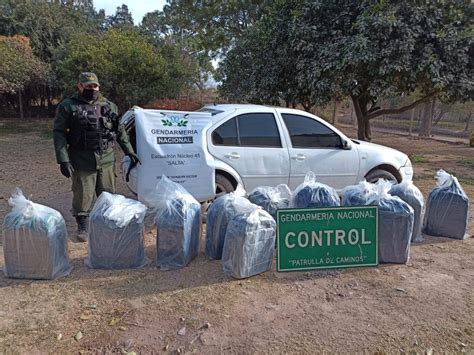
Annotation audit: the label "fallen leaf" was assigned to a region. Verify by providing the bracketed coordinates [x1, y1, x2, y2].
[75, 331, 83, 341]
[110, 318, 120, 326]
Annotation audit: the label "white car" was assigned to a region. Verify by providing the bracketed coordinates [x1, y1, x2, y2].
[121, 104, 413, 199]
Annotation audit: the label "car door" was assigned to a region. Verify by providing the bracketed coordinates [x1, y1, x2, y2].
[280, 112, 360, 190]
[208, 110, 290, 192]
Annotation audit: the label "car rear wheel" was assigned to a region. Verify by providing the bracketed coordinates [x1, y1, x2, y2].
[215, 173, 235, 196]
[365, 169, 398, 184]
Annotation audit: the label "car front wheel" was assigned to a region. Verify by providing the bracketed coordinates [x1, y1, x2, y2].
[365, 169, 398, 184]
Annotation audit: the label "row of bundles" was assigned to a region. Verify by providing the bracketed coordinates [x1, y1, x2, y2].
[2, 189, 72, 279]
[206, 191, 276, 279]
[245, 172, 341, 220]
[341, 169, 470, 264]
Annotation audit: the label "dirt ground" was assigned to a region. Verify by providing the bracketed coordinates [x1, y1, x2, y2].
[0, 121, 473, 354]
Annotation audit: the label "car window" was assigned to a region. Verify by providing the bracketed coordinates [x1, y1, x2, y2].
[212, 113, 282, 147]
[212, 118, 238, 146]
[237, 113, 281, 147]
[282, 114, 342, 148]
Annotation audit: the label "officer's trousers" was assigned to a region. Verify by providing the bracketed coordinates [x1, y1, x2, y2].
[72, 164, 116, 217]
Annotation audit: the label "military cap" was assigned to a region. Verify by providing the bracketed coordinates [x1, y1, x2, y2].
[79, 72, 99, 85]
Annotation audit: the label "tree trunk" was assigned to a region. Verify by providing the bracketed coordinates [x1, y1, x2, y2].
[419, 97, 435, 137]
[352, 96, 371, 141]
[331, 99, 339, 124]
[18, 90, 24, 120]
[302, 102, 311, 112]
[464, 111, 472, 132]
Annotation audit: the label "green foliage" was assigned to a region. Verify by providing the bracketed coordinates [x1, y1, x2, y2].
[140, 1, 270, 90]
[219, 0, 473, 139]
[58, 27, 189, 109]
[408, 154, 428, 163]
[106, 4, 134, 29]
[0, 35, 49, 93]
[219, 0, 315, 109]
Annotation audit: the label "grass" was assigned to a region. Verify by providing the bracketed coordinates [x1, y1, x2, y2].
[457, 158, 474, 170]
[0, 121, 53, 140]
[409, 154, 429, 163]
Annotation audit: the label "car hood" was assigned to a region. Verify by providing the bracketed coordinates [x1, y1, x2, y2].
[352, 139, 409, 166]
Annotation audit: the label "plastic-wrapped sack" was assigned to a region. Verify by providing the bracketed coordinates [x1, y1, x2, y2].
[2, 189, 72, 279]
[205, 192, 255, 260]
[221, 208, 276, 279]
[150, 176, 201, 270]
[368, 180, 414, 264]
[248, 184, 291, 219]
[86, 192, 148, 269]
[389, 181, 424, 242]
[290, 172, 340, 208]
[341, 180, 377, 206]
[423, 170, 469, 239]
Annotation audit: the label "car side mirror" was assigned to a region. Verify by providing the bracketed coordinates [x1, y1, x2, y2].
[342, 139, 352, 150]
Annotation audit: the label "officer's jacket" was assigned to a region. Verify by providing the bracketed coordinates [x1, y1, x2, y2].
[53, 92, 134, 171]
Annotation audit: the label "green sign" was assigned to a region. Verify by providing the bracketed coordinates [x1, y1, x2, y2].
[276, 206, 378, 272]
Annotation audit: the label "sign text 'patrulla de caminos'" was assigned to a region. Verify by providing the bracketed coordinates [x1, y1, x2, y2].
[277, 206, 378, 272]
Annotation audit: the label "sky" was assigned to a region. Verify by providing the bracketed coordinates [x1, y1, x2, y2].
[94, 0, 167, 25]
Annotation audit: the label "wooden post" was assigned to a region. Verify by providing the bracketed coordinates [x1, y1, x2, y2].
[409, 108, 414, 136]
[331, 99, 338, 125]
[18, 89, 24, 120]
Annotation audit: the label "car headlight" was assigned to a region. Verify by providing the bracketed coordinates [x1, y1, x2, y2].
[399, 159, 413, 182]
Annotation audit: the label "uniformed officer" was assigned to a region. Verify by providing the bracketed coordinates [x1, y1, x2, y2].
[53, 72, 140, 242]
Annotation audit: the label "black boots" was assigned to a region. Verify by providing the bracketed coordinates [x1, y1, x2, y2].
[75, 216, 88, 243]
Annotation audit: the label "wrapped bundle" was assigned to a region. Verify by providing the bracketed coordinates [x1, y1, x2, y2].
[423, 170, 469, 239]
[222, 208, 276, 279]
[205, 192, 255, 260]
[341, 180, 377, 206]
[148, 176, 201, 270]
[368, 180, 414, 264]
[86, 192, 148, 269]
[2, 189, 72, 279]
[290, 172, 340, 208]
[389, 181, 424, 242]
[248, 184, 291, 219]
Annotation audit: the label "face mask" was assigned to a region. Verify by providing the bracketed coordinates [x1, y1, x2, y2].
[82, 88, 99, 101]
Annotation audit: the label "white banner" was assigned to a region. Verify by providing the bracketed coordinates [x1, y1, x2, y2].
[134, 108, 215, 202]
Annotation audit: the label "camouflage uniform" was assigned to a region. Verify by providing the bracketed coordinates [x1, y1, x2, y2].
[53, 73, 135, 223]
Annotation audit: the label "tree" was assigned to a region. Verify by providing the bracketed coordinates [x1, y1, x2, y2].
[141, 1, 270, 92]
[295, 0, 473, 140]
[106, 4, 134, 28]
[0, 35, 49, 118]
[0, 0, 103, 115]
[58, 27, 191, 109]
[218, 0, 316, 110]
[219, 1, 473, 140]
